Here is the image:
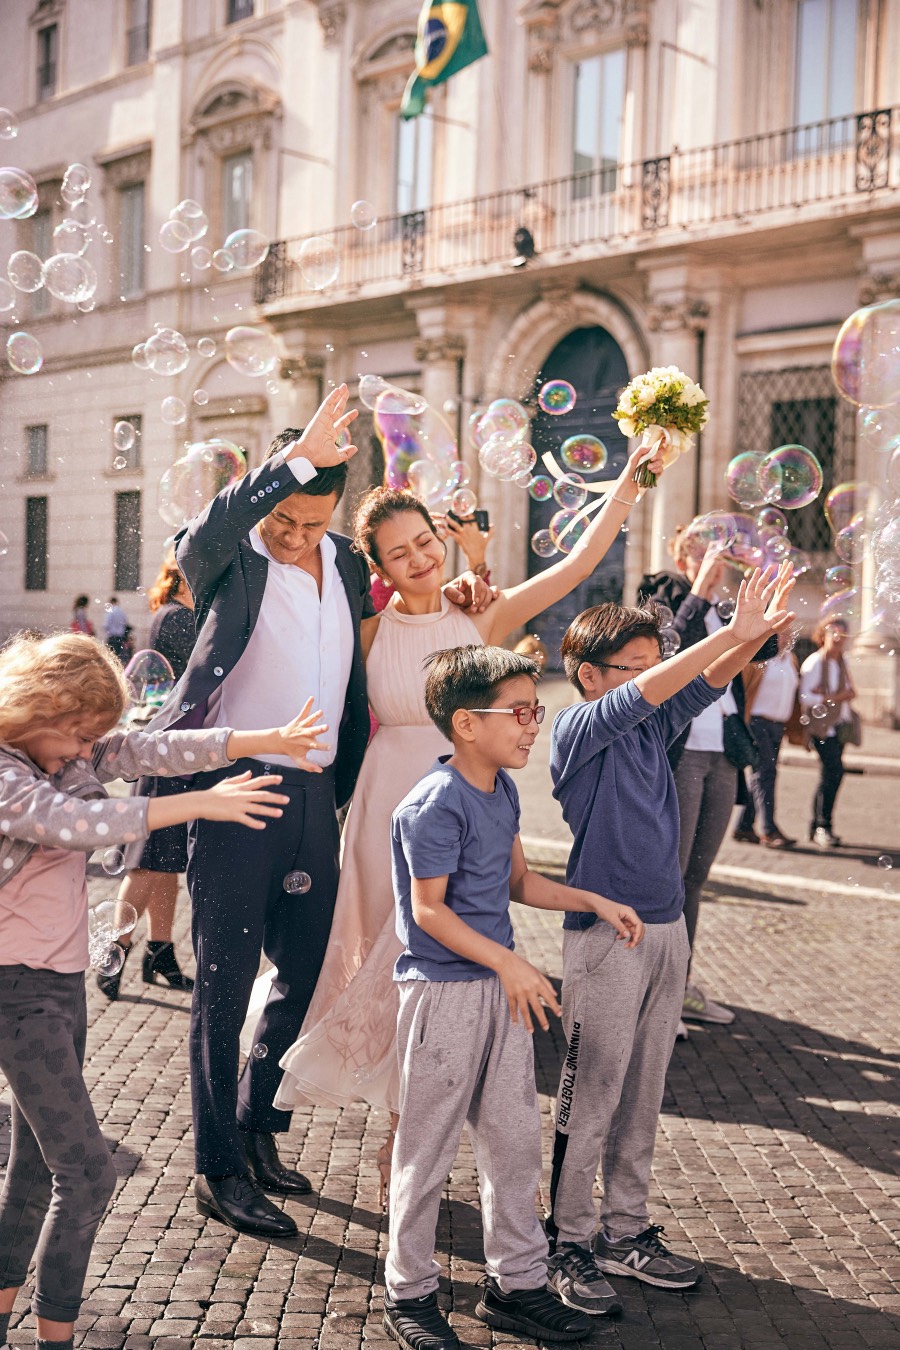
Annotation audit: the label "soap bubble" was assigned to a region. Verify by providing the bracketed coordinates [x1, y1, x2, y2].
[449, 460, 470, 489]
[451, 487, 478, 516]
[53, 218, 90, 255]
[159, 219, 192, 253]
[478, 399, 530, 445]
[92, 943, 125, 977]
[758, 526, 791, 562]
[824, 564, 853, 594]
[7, 250, 44, 293]
[877, 855, 893, 870]
[197, 336, 216, 358]
[496, 443, 537, 481]
[157, 438, 246, 528]
[89, 899, 138, 941]
[824, 482, 869, 534]
[531, 529, 557, 559]
[761, 444, 823, 509]
[191, 245, 212, 269]
[161, 395, 187, 426]
[528, 475, 553, 501]
[552, 474, 587, 511]
[538, 379, 576, 415]
[0, 530, 8, 557]
[224, 325, 279, 378]
[211, 248, 234, 272]
[834, 514, 869, 564]
[350, 199, 377, 230]
[0, 167, 38, 219]
[831, 301, 900, 409]
[725, 451, 780, 507]
[858, 406, 900, 448]
[0, 278, 15, 311]
[549, 508, 587, 553]
[145, 327, 190, 375]
[101, 848, 126, 877]
[42, 253, 97, 303]
[283, 870, 312, 895]
[661, 627, 681, 657]
[467, 406, 489, 449]
[359, 374, 426, 415]
[114, 421, 137, 452]
[132, 342, 151, 370]
[193, 388, 209, 405]
[7, 331, 43, 374]
[756, 506, 788, 534]
[0, 108, 18, 139]
[686, 511, 738, 550]
[561, 434, 607, 474]
[224, 228, 270, 269]
[113, 455, 127, 470]
[124, 649, 176, 703]
[171, 199, 208, 241]
[819, 587, 863, 630]
[407, 459, 444, 503]
[299, 235, 339, 290]
[61, 163, 92, 204]
[252, 1043, 269, 1059]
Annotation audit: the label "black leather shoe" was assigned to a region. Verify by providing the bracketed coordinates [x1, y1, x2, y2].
[195, 1174, 298, 1237]
[242, 1130, 312, 1195]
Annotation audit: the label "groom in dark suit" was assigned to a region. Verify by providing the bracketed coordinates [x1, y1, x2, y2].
[150, 387, 371, 1236]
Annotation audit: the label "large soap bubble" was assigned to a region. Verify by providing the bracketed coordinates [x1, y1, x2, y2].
[549, 508, 588, 553]
[528, 475, 553, 501]
[114, 421, 137, 453]
[0, 167, 39, 219]
[561, 434, 607, 474]
[0, 278, 15, 311]
[53, 218, 90, 256]
[7, 331, 43, 374]
[407, 459, 445, 503]
[824, 564, 853, 594]
[451, 487, 478, 515]
[359, 374, 426, 415]
[60, 163, 91, 205]
[538, 379, 576, 415]
[7, 251, 44, 293]
[161, 395, 187, 426]
[374, 399, 457, 502]
[171, 199, 208, 241]
[124, 649, 176, 704]
[157, 438, 247, 528]
[350, 200, 377, 231]
[833, 513, 870, 564]
[760, 444, 823, 509]
[299, 235, 339, 290]
[552, 474, 587, 511]
[89, 899, 138, 943]
[224, 325, 279, 377]
[477, 399, 530, 445]
[0, 108, 18, 139]
[531, 528, 557, 558]
[685, 510, 738, 551]
[831, 301, 900, 409]
[725, 450, 781, 507]
[159, 219, 192, 253]
[42, 253, 97, 303]
[145, 327, 190, 376]
[824, 481, 869, 533]
[224, 228, 270, 269]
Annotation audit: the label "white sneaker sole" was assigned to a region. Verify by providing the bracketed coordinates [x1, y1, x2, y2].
[594, 1256, 701, 1289]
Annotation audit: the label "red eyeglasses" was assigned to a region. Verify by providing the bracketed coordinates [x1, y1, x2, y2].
[470, 706, 546, 726]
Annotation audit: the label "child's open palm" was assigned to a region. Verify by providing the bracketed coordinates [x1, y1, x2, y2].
[728, 562, 796, 644]
[276, 697, 330, 771]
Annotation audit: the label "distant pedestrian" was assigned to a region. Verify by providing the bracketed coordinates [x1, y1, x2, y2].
[800, 618, 858, 848]
[103, 596, 130, 658]
[734, 631, 799, 848]
[71, 594, 94, 636]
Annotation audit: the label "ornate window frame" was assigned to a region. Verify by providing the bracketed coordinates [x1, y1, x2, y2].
[186, 81, 280, 242]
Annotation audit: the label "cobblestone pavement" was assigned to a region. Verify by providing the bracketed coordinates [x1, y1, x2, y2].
[2, 695, 900, 1349]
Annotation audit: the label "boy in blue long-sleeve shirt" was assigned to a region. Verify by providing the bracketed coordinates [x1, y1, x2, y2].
[544, 564, 795, 1316]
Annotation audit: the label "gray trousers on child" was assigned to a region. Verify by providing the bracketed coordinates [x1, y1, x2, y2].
[548, 919, 689, 1247]
[385, 977, 549, 1301]
[0, 966, 117, 1323]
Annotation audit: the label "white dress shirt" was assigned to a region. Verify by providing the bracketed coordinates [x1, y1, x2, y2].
[750, 650, 799, 722]
[206, 523, 354, 769]
[685, 602, 738, 752]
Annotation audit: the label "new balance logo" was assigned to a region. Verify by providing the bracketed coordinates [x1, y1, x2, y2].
[621, 1250, 653, 1272]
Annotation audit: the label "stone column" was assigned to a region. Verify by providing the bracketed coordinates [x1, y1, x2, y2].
[412, 335, 467, 421]
[279, 354, 325, 428]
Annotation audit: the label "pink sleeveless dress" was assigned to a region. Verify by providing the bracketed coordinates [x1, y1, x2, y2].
[273, 594, 483, 1114]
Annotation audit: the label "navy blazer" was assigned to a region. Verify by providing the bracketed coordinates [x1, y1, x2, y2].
[148, 452, 374, 808]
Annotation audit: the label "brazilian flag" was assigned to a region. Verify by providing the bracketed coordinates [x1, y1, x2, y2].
[400, 0, 488, 120]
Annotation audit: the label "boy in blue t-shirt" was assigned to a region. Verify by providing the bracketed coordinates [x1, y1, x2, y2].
[384, 645, 645, 1350]
[545, 564, 795, 1312]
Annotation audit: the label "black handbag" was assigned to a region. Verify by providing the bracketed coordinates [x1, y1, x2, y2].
[722, 713, 760, 771]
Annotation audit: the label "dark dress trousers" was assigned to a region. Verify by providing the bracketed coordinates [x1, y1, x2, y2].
[149, 451, 373, 1176]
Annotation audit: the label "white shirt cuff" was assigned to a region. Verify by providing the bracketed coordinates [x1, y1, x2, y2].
[283, 453, 316, 485]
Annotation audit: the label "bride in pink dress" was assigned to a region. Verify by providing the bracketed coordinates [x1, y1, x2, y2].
[248, 445, 662, 1195]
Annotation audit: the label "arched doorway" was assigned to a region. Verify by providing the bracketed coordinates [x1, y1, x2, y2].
[527, 326, 631, 668]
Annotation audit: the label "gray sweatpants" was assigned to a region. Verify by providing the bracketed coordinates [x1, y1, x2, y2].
[0, 966, 117, 1323]
[548, 919, 689, 1246]
[385, 977, 548, 1300]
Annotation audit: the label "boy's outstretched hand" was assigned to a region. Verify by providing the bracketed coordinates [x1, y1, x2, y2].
[593, 898, 645, 948]
[496, 951, 562, 1033]
[727, 561, 796, 645]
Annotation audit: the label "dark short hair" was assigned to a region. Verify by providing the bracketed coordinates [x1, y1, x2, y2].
[265, 427, 348, 501]
[561, 603, 664, 693]
[424, 645, 539, 740]
[74, 594, 90, 609]
[812, 617, 848, 647]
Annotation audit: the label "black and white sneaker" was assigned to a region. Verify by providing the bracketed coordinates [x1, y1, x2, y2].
[593, 1224, 701, 1289]
[383, 1292, 459, 1350]
[475, 1274, 592, 1341]
[547, 1243, 622, 1317]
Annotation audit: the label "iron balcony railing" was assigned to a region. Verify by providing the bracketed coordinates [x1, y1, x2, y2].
[257, 106, 899, 307]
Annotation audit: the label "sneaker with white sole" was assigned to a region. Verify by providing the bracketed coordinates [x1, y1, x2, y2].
[547, 1243, 623, 1317]
[682, 982, 734, 1025]
[594, 1224, 701, 1289]
[676, 1019, 689, 1041]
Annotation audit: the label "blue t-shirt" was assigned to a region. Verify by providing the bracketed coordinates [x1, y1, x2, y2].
[550, 676, 725, 927]
[391, 757, 521, 982]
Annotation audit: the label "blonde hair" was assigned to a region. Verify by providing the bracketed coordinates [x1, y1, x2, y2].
[514, 635, 548, 667]
[0, 632, 129, 745]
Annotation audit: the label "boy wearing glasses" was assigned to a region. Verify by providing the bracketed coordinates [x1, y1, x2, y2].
[383, 644, 644, 1350]
[545, 565, 795, 1314]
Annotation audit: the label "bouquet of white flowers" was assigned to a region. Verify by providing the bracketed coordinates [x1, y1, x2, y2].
[612, 366, 710, 488]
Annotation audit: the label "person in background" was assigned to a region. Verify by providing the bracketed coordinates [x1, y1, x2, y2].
[514, 634, 548, 672]
[103, 597, 130, 658]
[97, 557, 198, 1000]
[733, 629, 799, 848]
[71, 595, 94, 637]
[800, 618, 856, 848]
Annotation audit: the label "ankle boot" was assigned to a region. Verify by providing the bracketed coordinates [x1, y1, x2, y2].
[96, 941, 132, 1000]
[142, 940, 194, 991]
